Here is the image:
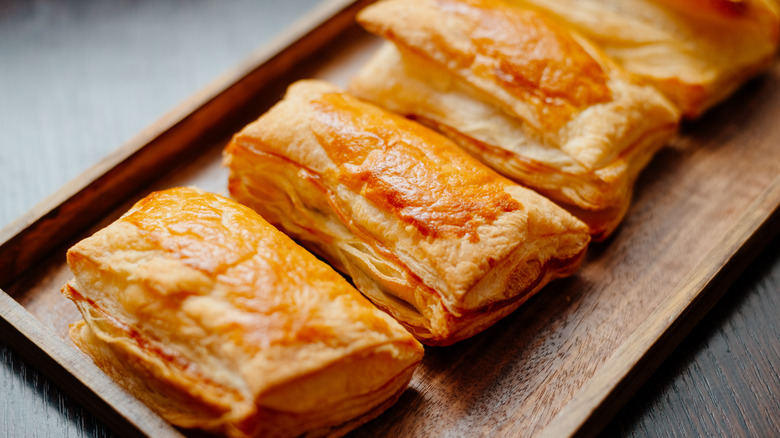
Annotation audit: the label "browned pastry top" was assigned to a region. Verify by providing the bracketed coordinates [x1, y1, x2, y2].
[358, 0, 612, 131]
[119, 187, 401, 345]
[312, 91, 521, 242]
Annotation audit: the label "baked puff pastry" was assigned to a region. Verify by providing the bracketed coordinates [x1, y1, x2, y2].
[350, 0, 681, 239]
[350, 0, 679, 240]
[509, 0, 780, 118]
[223, 80, 590, 346]
[62, 187, 423, 438]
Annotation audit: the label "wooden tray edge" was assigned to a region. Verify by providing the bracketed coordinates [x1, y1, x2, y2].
[0, 291, 182, 438]
[538, 174, 780, 438]
[0, 0, 370, 288]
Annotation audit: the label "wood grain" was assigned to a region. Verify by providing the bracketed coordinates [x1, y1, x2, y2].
[538, 174, 780, 438]
[604, 233, 780, 436]
[0, 338, 113, 438]
[0, 292, 180, 438]
[1, 2, 780, 437]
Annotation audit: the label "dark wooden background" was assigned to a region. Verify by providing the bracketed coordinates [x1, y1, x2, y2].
[1, 0, 778, 436]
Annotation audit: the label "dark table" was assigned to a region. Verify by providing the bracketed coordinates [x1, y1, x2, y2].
[1, 1, 778, 436]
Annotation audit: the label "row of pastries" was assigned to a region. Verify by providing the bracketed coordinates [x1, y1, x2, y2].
[60, 0, 779, 436]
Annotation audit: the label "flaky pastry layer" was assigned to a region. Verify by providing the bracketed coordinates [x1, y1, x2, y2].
[62, 187, 423, 438]
[351, 0, 681, 239]
[510, 0, 780, 118]
[223, 80, 590, 345]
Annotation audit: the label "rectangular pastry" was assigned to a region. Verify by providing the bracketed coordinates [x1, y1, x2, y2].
[62, 186, 423, 438]
[223, 80, 590, 346]
[350, 0, 681, 239]
[508, 0, 780, 118]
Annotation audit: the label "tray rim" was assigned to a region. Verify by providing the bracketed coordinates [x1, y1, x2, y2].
[0, 0, 371, 288]
[539, 174, 780, 437]
[1, 1, 780, 437]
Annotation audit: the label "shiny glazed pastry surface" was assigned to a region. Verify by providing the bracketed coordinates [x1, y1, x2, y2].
[223, 80, 590, 346]
[62, 187, 423, 438]
[510, 0, 780, 118]
[351, 0, 681, 239]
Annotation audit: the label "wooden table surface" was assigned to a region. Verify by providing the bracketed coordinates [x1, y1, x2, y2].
[1, 1, 778, 436]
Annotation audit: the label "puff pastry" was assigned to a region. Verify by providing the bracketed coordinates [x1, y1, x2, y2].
[508, 0, 780, 118]
[223, 80, 590, 346]
[350, 0, 681, 239]
[62, 186, 423, 438]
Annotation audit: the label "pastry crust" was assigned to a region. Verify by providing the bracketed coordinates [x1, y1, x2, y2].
[62, 187, 423, 438]
[509, 0, 780, 118]
[223, 80, 590, 346]
[351, 0, 681, 239]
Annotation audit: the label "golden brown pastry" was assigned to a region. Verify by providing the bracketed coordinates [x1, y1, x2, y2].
[223, 80, 590, 346]
[508, 0, 780, 118]
[350, 0, 681, 239]
[62, 186, 423, 438]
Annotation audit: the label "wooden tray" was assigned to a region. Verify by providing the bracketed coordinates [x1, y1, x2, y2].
[2, 1, 779, 436]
